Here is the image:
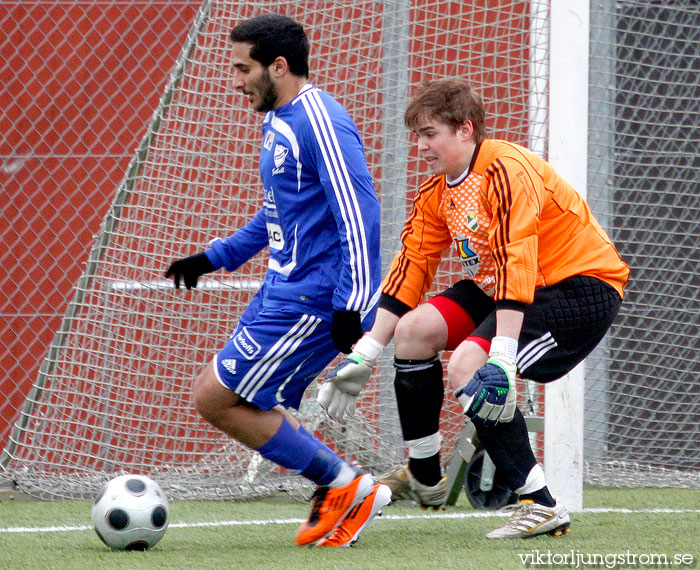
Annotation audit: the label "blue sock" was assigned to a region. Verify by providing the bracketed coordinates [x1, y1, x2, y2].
[297, 425, 336, 458]
[297, 425, 359, 485]
[255, 418, 344, 486]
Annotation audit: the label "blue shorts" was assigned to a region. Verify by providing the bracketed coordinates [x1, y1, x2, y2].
[213, 294, 340, 411]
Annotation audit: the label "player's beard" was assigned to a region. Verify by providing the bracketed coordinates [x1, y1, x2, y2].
[255, 68, 279, 112]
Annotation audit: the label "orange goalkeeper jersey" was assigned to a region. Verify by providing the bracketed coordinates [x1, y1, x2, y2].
[382, 139, 630, 308]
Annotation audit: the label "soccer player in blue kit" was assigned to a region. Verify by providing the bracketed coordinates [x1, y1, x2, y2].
[165, 14, 390, 547]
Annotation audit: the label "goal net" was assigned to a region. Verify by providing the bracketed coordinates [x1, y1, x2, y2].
[0, 0, 547, 500]
[1, 0, 698, 500]
[583, 1, 700, 488]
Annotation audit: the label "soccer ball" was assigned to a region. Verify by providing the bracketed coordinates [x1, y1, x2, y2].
[92, 474, 170, 551]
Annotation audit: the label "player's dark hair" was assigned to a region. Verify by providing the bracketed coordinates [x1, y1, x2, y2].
[404, 79, 486, 144]
[230, 14, 309, 78]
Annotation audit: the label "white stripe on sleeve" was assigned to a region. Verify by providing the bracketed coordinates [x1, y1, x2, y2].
[299, 90, 371, 311]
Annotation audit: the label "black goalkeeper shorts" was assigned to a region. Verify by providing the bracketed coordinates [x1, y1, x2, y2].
[432, 275, 622, 383]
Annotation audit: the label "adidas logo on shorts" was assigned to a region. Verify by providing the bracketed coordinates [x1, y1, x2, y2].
[221, 359, 237, 375]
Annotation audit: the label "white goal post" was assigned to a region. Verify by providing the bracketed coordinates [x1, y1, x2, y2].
[543, 0, 589, 513]
[2, 0, 699, 504]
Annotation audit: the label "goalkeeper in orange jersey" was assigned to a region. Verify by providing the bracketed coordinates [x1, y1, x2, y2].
[318, 78, 630, 538]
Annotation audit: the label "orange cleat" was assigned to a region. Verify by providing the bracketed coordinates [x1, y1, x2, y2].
[316, 482, 391, 547]
[295, 473, 373, 546]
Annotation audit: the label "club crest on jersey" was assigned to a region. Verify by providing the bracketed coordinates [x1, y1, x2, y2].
[233, 327, 261, 360]
[466, 210, 479, 232]
[272, 144, 288, 175]
[454, 234, 481, 277]
[263, 130, 275, 150]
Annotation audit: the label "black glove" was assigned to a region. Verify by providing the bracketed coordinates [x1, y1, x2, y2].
[330, 310, 363, 354]
[165, 252, 215, 290]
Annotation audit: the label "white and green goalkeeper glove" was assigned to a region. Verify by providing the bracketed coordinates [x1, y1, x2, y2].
[317, 335, 384, 423]
[455, 336, 518, 426]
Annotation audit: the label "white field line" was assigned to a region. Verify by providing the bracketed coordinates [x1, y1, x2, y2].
[1, 508, 699, 534]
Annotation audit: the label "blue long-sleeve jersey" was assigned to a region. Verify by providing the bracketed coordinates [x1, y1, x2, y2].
[205, 84, 381, 318]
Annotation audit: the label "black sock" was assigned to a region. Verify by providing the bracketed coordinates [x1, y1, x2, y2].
[394, 356, 444, 441]
[474, 408, 538, 492]
[394, 356, 444, 486]
[408, 453, 442, 487]
[520, 487, 555, 507]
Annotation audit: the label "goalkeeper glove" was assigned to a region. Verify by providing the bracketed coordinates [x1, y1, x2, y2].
[317, 334, 384, 423]
[454, 336, 518, 427]
[165, 252, 215, 290]
[330, 309, 363, 354]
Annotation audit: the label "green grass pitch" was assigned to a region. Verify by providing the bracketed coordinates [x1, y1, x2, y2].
[1, 487, 698, 570]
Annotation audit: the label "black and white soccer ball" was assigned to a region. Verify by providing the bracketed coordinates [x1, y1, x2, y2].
[92, 474, 170, 551]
